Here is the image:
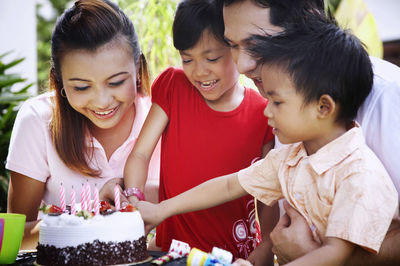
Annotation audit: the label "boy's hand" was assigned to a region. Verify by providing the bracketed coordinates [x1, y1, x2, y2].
[137, 201, 165, 235]
[270, 201, 319, 264]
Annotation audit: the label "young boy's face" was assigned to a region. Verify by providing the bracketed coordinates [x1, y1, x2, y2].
[179, 29, 240, 107]
[260, 64, 320, 144]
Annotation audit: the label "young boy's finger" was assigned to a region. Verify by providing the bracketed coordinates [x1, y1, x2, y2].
[283, 200, 302, 221]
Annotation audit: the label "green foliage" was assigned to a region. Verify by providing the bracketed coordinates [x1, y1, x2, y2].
[325, 0, 342, 13]
[36, 0, 71, 93]
[0, 52, 32, 212]
[118, 0, 180, 80]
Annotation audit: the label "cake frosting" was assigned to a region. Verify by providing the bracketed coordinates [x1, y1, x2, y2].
[37, 210, 148, 265]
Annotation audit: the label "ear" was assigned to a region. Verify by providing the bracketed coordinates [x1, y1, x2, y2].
[316, 94, 336, 119]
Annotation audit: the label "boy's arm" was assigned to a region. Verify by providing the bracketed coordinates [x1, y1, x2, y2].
[137, 172, 248, 231]
[285, 237, 355, 266]
[124, 103, 168, 204]
[346, 217, 400, 266]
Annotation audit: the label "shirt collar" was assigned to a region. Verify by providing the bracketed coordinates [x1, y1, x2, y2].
[285, 122, 365, 175]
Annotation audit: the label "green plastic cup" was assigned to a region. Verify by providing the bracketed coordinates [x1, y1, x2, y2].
[0, 213, 26, 264]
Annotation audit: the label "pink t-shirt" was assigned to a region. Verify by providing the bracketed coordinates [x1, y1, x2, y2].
[238, 124, 398, 254]
[6, 92, 160, 206]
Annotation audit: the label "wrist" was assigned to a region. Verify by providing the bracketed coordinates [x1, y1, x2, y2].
[123, 187, 146, 201]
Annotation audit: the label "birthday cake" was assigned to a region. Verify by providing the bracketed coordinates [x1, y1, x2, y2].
[36, 202, 149, 265]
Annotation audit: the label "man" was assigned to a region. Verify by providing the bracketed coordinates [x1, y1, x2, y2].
[222, 0, 400, 265]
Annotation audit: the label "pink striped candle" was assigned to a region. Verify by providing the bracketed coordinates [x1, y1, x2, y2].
[81, 183, 86, 211]
[85, 180, 91, 211]
[93, 184, 100, 215]
[59, 183, 66, 212]
[70, 186, 76, 215]
[114, 184, 120, 211]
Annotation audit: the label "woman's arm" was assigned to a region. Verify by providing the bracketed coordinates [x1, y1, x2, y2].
[124, 103, 168, 204]
[7, 171, 45, 249]
[138, 172, 248, 232]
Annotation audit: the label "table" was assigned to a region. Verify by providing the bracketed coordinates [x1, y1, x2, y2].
[12, 250, 187, 265]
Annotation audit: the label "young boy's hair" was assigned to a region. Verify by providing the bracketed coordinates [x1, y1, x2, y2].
[173, 0, 225, 50]
[222, 0, 325, 29]
[247, 14, 373, 124]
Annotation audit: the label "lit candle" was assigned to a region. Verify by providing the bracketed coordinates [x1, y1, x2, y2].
[81, 183, 86, 211]
[93, 184, 100, 215]
[59, 183, 66, 212]
[114, 184, 120, 211]
[85, 180, 91, 211]
[70, 185, 76, 215]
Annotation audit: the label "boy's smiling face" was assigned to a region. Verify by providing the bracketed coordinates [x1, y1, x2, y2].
[261, 64, 320, 145]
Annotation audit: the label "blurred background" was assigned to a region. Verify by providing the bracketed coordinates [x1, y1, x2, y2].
[0, 0, 399, 212]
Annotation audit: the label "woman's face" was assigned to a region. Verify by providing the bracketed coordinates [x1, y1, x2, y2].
[60, 40, 137, 132]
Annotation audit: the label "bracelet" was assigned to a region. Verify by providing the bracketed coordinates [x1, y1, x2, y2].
[123, 187, 146, 201]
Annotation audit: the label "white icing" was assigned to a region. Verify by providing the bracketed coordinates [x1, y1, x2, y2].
[39, 211, 145, 248]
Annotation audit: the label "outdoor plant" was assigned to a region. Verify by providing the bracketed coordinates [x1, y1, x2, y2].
[118, 0, 180, 80]
[0, 52, 32, 212]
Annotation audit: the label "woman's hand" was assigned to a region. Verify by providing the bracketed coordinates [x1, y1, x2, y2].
[99, 178, 129, 207]
[8, 171, 45, 249]
[270, 200, 320, 264]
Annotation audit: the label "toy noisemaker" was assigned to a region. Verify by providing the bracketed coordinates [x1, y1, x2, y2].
[151, 239, 191, 265]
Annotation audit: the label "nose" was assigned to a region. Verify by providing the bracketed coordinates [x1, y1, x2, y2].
[264, 101, 272, 119]
[193, 61, 210, 78]
[92, 86, 113, 109]
[236, 49, 257, 75]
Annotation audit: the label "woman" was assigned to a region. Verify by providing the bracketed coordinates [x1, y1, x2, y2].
[6, 0, 159, 249]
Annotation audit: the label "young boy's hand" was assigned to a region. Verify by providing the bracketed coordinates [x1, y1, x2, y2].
[137, 201, 165, 235]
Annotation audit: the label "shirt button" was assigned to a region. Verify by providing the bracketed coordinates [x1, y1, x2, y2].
[295, 193, 302, 200]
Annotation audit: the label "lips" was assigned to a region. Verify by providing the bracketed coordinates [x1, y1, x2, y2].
[198, 79, 218, 92]
[91, 105, 119, 119]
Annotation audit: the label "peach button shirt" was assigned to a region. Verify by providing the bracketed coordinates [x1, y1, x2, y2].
[238, 124, 398, 253]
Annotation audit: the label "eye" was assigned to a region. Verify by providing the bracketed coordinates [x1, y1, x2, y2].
[207, 56, 222, 62]
[74, 86, 90, 91]
[228, 43, 239, 49]
[109, 80, 125, 87]
[182, 59, 192, 64]
[273, 101, 282, 106]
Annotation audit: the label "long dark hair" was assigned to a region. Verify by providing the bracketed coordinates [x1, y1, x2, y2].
[49, 0, 150, 177]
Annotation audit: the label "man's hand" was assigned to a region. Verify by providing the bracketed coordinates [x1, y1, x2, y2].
[247, 240, 274, 266]
[232, 258, 253, 266]
[270, 200, 320, 264]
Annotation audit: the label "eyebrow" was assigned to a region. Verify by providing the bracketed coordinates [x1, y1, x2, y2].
[68, 72, 128, 82]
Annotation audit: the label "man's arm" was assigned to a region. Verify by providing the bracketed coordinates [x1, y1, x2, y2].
[270, 202, 400, 265]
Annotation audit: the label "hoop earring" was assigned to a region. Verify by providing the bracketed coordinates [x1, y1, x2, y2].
[61, 88, 67, 98]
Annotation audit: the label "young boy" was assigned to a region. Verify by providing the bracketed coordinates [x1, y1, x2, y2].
[138, 15, 398, 265]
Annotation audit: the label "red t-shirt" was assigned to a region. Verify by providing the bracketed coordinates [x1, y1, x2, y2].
[153, 67, 273, 258]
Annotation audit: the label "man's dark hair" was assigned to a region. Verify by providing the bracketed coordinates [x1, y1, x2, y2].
[247, 14, 373, 124]
[173, 0, 225, 51]
[222, 0, 325, 29]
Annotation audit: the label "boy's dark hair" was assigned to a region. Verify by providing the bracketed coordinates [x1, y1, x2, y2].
[173, 0, 225, 50]
[222, 0, 325, 29]
[247, 14, 373, 124]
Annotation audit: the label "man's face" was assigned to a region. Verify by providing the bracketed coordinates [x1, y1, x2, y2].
[223, 0, 283, 90]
